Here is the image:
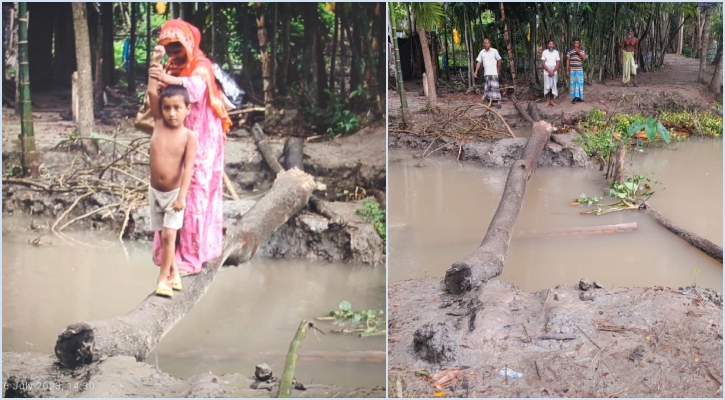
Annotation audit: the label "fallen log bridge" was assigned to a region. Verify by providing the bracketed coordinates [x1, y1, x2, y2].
[54, 169, 317, 369]
[444, 102, 554, 294]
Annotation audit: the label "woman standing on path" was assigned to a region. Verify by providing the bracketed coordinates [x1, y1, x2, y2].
[148, 19, 231, 276]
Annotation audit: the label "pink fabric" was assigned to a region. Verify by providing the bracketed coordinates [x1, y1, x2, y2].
[152, 75, 224, 273]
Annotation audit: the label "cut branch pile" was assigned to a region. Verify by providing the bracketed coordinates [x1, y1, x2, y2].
[3, 137, 151, 245]
[391, 104, 516, 158]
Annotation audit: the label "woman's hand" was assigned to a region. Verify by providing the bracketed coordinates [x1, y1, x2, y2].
[149, 65, 181, 86]
[151, 45, 165, 63]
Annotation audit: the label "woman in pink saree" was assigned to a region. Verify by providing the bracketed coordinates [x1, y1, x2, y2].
[149, 19, 231, 275]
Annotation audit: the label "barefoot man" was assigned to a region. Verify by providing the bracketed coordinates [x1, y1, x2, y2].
[622, 27, 639, 87]
[474, 38, 502, 109]
[541, 40, 561, 107]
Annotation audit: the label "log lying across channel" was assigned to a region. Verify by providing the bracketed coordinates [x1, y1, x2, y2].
[515, 222, 639, 240]
[444, 103, 554, 294]
[54, 169, 317, 368]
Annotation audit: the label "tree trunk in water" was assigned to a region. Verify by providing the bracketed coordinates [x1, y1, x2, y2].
[17, 2, 38, 177]
[255, 2, 273, 111]
[643, 204, 723, 263]
[127, 2, 136, 93]
[444, 105, 553, 294]
[277, 320, 313, 398]
[417, 28, 437, 107]
[500, 2, 515, 82]
[516, 222, 638, 240]
[389, 7, 409, 123]
[71, 2, 98, 155]
[698, 7, 711, 83]
[610, 143, 626, 184]
[54, 169, 317, 369]
[709, 45, 722, 93]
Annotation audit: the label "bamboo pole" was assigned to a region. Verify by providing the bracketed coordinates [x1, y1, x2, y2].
[278, 320, 313, 398]
[17, 2, 38, 177]
[389, 6, 409, 123]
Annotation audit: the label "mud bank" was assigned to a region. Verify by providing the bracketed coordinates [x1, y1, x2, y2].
[224, 125, 385, 196]
[388, 131, 590, 168]
[2, 352, 385, 398]
[388, 278, 723, 398]
[0, 195, 383, 266]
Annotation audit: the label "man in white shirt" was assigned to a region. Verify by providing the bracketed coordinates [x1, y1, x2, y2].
[541, 40, 561, 107]
[473, 38, 502, 109]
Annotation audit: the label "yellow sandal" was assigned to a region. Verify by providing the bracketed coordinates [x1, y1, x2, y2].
[169, 274, 182, 291]
[155, 282, 174, 298]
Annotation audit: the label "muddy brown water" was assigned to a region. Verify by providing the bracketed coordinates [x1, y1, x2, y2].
[389, 138, 723, 292]
[1, 228, 385, 388]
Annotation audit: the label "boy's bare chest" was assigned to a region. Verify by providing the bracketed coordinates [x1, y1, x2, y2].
[150, 132, 187, 156]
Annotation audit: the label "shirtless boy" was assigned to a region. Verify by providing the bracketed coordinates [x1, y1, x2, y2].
[147, 45, 198, 297]
[622, 28, 639, 87]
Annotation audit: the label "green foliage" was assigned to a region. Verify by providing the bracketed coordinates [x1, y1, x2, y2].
[608, 174, 660, 204]
[329, 301, 385, 333]
[627, 117, 671, 143]
[659, 111, 723, 137]
[576, 109, 722, 159]
[357, 198, 386, 241]
[410, 2, 444, 31]
[574, 193, 601, 206]
[304, 90, 360, 138]
[574, 174, 662, 215]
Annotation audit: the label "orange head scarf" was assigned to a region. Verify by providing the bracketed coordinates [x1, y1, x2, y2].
[158, 19, 231, 133]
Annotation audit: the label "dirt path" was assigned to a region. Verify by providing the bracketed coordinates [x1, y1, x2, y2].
[389, 54, 721, 132]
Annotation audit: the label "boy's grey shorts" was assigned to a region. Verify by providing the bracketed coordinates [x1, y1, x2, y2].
[148, 186, 184, 231]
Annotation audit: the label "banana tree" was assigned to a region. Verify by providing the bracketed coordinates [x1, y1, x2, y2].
[410, 2, 443, 107]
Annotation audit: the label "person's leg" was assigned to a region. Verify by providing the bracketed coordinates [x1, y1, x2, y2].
[156, 227, 176, 294]
[623, 52, 630, 85]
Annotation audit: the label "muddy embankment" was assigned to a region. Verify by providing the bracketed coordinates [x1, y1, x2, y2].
[389, 278, 723, 398]
[389, 130, 590, 168]
[2, 352, 385, 398]
[2, 125, 386, 266]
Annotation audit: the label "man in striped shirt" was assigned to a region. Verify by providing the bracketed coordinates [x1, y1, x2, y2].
[566, 38, 587, 104]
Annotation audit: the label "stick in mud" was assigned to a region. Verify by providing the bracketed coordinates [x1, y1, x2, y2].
[444, 102, 554, 294]
[278, 320, 313, 398]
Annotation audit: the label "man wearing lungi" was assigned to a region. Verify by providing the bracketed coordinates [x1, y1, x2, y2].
[566, 38, 587, 104]
[474, 38, 502, 109]
[621, 28, 639, 87]
[541, 40, 561, 107]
